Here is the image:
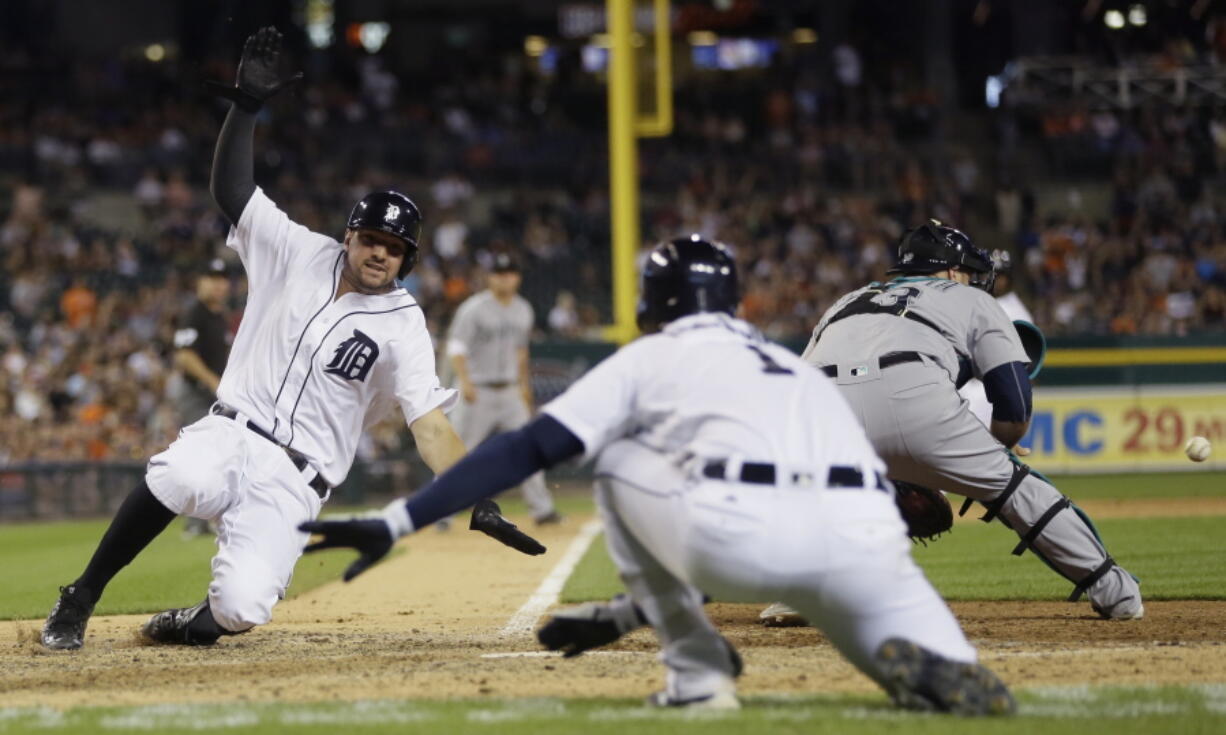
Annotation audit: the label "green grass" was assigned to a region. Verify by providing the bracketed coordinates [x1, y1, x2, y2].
[1, 686, 1224, 734]
[1047, 471, 1225, 500]
[0, 517, 354, 621]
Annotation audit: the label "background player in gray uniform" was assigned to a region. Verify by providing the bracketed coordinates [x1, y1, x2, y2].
[299, 237, 1015, 715]
[446, 254, 558, 523]
[173, 258, 232, 538]
[802, 221, 1142, 620]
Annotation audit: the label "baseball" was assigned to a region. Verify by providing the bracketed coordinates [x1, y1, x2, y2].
[1185, 436, 1212, 462]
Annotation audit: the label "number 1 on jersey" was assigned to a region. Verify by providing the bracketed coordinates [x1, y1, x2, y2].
[747, 344, 793, 375]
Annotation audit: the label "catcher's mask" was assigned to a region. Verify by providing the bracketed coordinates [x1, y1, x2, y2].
[889, 219, 995, 293]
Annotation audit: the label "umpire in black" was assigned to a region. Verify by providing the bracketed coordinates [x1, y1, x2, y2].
[173, 258, 232, 536]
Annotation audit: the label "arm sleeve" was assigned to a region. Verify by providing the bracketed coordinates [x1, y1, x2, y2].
[982, 361, 1033, 423]
[540, 343, 641, 461]
[967, 291, 1030, 378]
[392, 313, 458, 424]
[403, 415, 584, 528]
[210, 106, 258, 226]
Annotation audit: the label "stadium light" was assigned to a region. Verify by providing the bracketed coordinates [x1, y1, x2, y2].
[687, 31, 718, 47]
[306, 0, 334, 49]
[524, 35, 548, 57]
[1128, 4, 1148, 26]
[1104, 10, 1125, 29]
[791, 28, 818, 44]
[145, 44, 165, 62]
[359, 22, 390, 53]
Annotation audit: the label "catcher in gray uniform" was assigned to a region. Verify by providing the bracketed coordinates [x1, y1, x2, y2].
[792, 220, 1142, 620]
[446, 254, 559, 524]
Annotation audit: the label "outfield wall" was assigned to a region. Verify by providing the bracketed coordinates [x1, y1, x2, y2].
[1021, 384, 1226, 473]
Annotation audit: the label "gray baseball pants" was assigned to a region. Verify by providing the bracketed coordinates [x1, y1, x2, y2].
[828, 357, 1142, 618]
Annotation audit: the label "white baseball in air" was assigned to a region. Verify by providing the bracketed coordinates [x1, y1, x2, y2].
[1184, 436, 1212, 463]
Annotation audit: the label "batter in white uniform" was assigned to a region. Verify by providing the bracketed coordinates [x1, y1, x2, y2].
[41, 28, 541, 651]
[301, 236, 1015, 715]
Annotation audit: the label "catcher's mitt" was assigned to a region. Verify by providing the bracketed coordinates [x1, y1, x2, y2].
[892, 480, 954, 543]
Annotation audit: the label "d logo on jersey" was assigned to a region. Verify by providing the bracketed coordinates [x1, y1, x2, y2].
[324, 329, 379, 382]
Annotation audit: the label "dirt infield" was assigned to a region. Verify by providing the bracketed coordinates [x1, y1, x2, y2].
[3, 500, 1224, 710]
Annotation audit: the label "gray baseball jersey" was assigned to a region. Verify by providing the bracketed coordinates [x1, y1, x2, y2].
[803, 276, 1029, 385]
[446, 291, 533, 384]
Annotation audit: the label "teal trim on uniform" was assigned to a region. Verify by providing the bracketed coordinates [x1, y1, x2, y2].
[1013, 320, 1047, 379]
[888, 276, 945, 283]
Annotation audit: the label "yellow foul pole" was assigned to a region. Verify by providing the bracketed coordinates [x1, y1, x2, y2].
[605, 0, 639, 344]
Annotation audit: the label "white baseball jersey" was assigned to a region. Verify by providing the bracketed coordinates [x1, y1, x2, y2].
[542, 312, 884, 474]
[218, 188, 456, 486]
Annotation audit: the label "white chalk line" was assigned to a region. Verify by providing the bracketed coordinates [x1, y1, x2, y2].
[498, 519, 603, 638]
[480, 650, 649, 660]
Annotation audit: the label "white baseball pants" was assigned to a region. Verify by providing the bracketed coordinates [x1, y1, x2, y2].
[592, 439, 976, 701]
[145, 413, 323, 632]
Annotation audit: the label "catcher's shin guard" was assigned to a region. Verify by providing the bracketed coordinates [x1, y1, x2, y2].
[960, 462, 1142, 618]
[875, 637, 1015, 715]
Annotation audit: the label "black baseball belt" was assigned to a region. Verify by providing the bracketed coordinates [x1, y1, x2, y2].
[701, 460, 888, 491]
[475, 381, 514, 389]
[210, 404, 330, 499]
[819, 350, 927, 379]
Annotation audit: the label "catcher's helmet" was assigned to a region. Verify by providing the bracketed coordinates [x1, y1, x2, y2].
[888, 219, 995, 292]
[347, 191, 422, 278]
[636, 235, 739, 331]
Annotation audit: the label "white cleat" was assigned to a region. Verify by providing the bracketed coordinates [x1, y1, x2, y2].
[758, 601, 808, 627]
[647, 688, 741, 710]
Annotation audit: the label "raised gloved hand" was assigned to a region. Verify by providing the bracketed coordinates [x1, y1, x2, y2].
[892, 480, 954, 544]
[207, 27, 303, 112]
[298, 518, 395, 581]
[469, 499, 547, 556]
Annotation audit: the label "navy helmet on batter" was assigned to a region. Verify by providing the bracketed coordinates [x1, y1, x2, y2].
[347, 191, 423, 278]
[636, 235, 739, 331]
[889, 219, 995, 293]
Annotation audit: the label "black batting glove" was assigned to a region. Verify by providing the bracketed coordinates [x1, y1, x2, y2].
[299, 518, 395, 582]
[469, 499, 547, 556]
[537, 595, 644, 657]
[206, 26, 303, 112]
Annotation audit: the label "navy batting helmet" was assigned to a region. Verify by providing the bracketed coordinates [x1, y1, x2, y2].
[888, 219, 995, 292]
[347, 191, 423, 278]
[636, 235, 739, 331]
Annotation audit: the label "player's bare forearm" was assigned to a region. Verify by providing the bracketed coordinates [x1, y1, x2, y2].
[990, 419, 1029, 450]
[449, 353, 476, 402]
[174, 349, 221, 393]
[410, 408, 467, 473]
[517, 347, 533, 407]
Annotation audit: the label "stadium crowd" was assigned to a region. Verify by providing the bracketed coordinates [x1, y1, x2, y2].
[1, 37, 1224, 465]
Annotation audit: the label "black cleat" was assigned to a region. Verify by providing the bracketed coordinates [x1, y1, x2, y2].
[141, 600, 213, 645]
[42, 584, 95, 651]
[875, 637, 1016, 716]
